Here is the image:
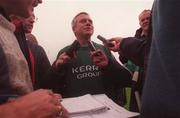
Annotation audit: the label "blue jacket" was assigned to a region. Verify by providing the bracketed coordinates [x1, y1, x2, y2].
[141, 0, 180, 117]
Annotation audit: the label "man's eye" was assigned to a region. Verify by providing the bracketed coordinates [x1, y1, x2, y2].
[80, 19, 86, 23]
[141, 19, 145, 22]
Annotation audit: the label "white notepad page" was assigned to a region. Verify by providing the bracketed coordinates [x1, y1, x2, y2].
[62, 94, 108, 116]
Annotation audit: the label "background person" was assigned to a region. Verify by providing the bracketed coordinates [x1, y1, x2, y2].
[119, 10, 151, 112]
[11, 12, 51, 89]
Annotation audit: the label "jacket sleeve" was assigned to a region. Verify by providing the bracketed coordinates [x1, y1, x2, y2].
[45, 50, 67, 93]
[102, 59, 132, 88]
[118, 51, 128, 64]
[101, 46, 132, 88]
[34, 45, 51, 89]
[119, 37, 147, 67]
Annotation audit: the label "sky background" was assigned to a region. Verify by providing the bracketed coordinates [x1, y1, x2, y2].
[33, 0, 153, 63]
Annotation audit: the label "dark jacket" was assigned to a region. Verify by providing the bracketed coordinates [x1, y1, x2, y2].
[27, 41, 51, 89]
[119, 36, 151, 69]
[141, 0, 180, 117]
[119, 28, 148, 112]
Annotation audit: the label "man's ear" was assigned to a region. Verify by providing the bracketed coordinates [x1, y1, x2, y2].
[72, 26, 77, 33]
[72, 25, 75, 31]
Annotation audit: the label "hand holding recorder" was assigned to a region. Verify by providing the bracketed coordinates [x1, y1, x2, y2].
[88, 41, 109, 68]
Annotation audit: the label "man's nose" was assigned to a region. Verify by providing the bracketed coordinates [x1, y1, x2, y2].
[86, 20, 92, 26]
[30, 19, 35, 24]
[144, 18, 150, 22]
[38, 0, 42, 3]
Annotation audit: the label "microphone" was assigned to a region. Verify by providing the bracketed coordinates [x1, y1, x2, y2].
[97, 35, 114, 47]
[88, 41, 102, 56]
[88, 41, 96, 51]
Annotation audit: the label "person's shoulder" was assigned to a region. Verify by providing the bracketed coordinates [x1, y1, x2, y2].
[27, 41, 40, 50]
[92, 41, 103, 46]
[92, 41, 105, 49]
[59, 45, 71, 53]
[92, 41, 112, 56]
[27, 41, 47, 54]
[57, 44, 72, 57]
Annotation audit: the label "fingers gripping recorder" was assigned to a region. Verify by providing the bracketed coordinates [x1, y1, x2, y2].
[97, 35, 114, 47]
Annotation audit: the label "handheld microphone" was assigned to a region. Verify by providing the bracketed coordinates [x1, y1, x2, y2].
[88, 41, 102, 56]
[97, 35, 114, 47]
[88, 41, 96, 51]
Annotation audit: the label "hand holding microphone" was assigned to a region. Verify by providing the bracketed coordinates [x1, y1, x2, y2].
[97, 35, 114, 47]
[97, 35, 123, 52]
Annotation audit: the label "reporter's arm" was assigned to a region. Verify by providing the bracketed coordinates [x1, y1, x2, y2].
[0, 89, 67, 118]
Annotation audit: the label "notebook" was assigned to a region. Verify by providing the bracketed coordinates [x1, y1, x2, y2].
[61, 94, 108, 117]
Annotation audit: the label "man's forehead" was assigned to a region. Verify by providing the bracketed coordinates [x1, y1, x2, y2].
[76, 14, 90, 20]
[139, 12, 150, 19]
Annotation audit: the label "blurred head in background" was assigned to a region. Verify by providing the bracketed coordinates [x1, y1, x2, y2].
[139, 10, 151, 36]
[0, 0, 42, 18]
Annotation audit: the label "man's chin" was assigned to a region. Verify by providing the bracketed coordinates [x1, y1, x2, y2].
[143, 26, 149, 31]
[24, 29, 32, 34]
[82, 34, 92, 39]
[85, 33, 93, 36]
[85, 31, 93, 35]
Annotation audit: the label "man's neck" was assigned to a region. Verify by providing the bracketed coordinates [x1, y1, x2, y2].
[141, 30, 148, 37]
[77, 36, 91, 47]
